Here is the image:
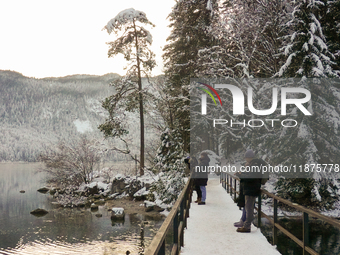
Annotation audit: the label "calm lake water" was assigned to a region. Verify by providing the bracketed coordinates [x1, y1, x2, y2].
[0, 163, 164, 255]
[259, 215, 340, 254]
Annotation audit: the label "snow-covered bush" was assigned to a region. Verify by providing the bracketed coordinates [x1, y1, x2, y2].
[147, 128, 188, 206]
[154, 128, 186, 173]
[148, 171, 186, 206]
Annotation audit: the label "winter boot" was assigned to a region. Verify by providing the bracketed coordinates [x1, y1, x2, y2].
[236, 227, 251, 233]
[233, 220, 244, 228]
[195, 198, 201, 203]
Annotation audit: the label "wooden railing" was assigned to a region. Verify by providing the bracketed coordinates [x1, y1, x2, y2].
[145, 177, 193, 255]
[220, 171, 340, 255]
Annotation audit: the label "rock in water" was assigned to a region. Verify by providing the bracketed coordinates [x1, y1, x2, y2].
[111, 207, 125, 220]
[90, 203, 99, 211]
[37, 187, 49, 193]
[30, 208, 48, 217]
[19, 190, 25, 193]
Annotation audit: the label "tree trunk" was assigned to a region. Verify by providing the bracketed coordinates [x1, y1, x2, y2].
[133, 20, 144, 176]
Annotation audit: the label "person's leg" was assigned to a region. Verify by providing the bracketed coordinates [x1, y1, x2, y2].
[241, 207, 246, 222]
[243, 195, 256, 229]
[234, 207, 246, 227]
[195, 185, 202, 202]
[200, 186, 206, 202]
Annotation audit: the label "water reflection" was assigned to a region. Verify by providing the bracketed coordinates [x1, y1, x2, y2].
[0, 163, 164, 255]
[260, 217, 340, 255]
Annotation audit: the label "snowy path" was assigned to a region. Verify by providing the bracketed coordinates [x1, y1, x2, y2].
[181, 174, 281, 255]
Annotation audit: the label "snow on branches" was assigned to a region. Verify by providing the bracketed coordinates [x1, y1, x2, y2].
[103, 8, 154, 34]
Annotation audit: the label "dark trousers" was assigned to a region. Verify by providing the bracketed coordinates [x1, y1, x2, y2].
[244, 195, 257, 229]
[195, 185, 202, 199]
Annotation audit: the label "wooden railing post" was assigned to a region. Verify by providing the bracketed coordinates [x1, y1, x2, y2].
[227, 175, 230, 193]
[303, 212, 309, 255]
[273, 198, 278, 246]
[234, 178, 237, 201]
[173, 210, 179, 254]
[223, 172, 226, 189]
[179, 199, 184, 247]
[158, 240, 165, 255]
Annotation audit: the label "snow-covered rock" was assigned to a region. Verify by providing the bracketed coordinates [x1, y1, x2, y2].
[111, 207, 125, 219]
[111, 174, 143, 197]
[144, 201, 156, 212]
[133, 187, 149, 200]
[111, 176, 127, 194]
[107, 193, 119, 200]
[115, 192, 129, 199]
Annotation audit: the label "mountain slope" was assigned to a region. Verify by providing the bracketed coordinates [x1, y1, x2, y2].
[0, 70, 127, 161]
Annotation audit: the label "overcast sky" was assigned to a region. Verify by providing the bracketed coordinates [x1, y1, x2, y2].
[0, 0, 174, 78]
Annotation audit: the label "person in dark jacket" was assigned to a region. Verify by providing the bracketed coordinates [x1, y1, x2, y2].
[236, 149, 266, 233]
[185, 156, 202, 203]
[196, 152, 209, 205]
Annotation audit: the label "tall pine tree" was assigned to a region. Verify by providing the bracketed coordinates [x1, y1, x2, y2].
[269, 0, 340, 207]
[162, 0, 217, 152]
[100, 9, 156, 175]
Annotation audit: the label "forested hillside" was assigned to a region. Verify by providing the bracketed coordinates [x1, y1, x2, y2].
[0, 70, 142, 162]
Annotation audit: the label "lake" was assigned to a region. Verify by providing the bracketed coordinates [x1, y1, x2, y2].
[259, 216, 340, 254]
[0, 163, 164, 255]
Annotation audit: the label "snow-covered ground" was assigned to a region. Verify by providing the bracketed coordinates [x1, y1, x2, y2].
[181, 174, 281, 255]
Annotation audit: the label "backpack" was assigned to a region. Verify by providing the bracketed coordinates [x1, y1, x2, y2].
[251, 158, 269, 185]
[261, 173, 269, 185]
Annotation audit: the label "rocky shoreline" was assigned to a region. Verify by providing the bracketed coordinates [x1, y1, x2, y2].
[30, 172, 171, 217]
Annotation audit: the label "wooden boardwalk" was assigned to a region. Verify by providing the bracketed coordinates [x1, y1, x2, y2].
[180, 175, 281, 255]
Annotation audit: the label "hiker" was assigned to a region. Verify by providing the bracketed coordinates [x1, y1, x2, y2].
[185, 156, 202, 203]
[236, 149, 267, 233]
[196, 152, 210, 205]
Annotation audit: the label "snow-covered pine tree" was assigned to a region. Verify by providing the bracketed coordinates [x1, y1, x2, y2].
[276, 0, 338, 78]
[100, 8, 156, 175]
[269, 1, 340, 208]
[154, 128, 185, 173]
[238, 78, 340, 209]
[321, 0, 340, 74]
[192, 1, 293, 157]
[193, 0, 234, 78]
[150, 128, 186, 205]
[197, 0, 289, 79]
[162, 0, 217, 152]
